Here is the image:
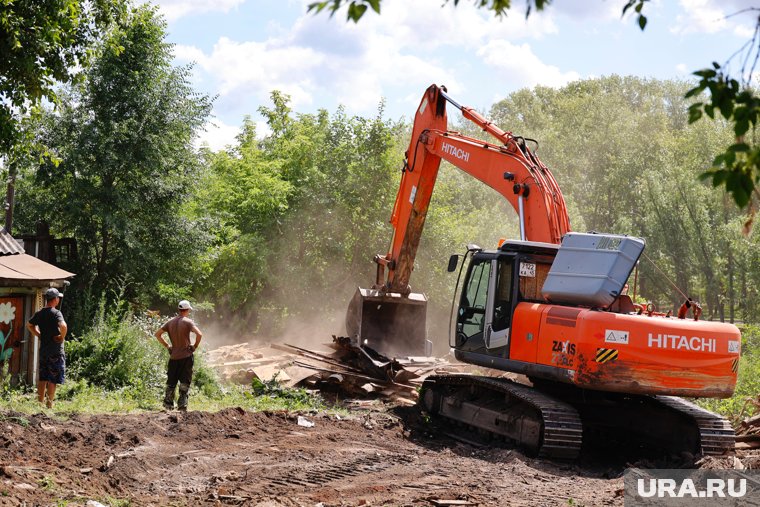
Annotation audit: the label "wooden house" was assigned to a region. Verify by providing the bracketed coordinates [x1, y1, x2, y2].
[0, 229, 74, 385]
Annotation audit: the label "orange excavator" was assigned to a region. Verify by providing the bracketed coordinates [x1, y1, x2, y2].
[346, 84, 740, 459]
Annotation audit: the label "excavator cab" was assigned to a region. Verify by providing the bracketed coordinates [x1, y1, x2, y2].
[450, 240, 557, 360]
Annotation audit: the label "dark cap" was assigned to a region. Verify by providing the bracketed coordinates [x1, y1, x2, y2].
[44, 288, 63, 300]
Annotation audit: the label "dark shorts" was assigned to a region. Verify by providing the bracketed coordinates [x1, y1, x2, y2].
[39, 354, 65, 384]
[167, 355, 193, 386]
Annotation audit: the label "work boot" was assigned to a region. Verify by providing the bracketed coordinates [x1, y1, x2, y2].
[163, 384, 176, 410]
[177, 383, 190, 412]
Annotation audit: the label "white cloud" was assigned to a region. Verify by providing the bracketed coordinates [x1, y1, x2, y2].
[174, 0, 567, 116]
[149, 0, 246, 21]
[356, 0, 559, 49]
[477, 40, 580, 89]
[176, 37, 323, 108]
[197, 118, 240, 151]
[670, 0, 759, 35]
[675, 63, 688, 74]
[734, 23, 756, 38]
[671, 0, 728, 34]
[197, 116, 271, 151]
[552, 1, 623, 22]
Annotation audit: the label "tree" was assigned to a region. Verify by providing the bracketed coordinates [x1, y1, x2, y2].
[14, 5, 212, 322]
[191, 116, 293, 315]
[487, 76, 753, 321]
[0, 0, 124, 154]
[0, 0, 126, 235]
[308, 0, 760, 222]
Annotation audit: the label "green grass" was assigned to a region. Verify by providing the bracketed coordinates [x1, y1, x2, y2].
[104, 496, 131, 507]
[37, 475, 56, 491]
[0, 301, 343, 418]
[0, 382, 331, 416]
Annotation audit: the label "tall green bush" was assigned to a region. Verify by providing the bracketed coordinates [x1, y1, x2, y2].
[66, 302, 166, 393]
[66, 300, 221, 401]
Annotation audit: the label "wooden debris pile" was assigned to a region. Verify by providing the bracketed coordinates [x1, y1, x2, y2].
[206, 343, 313, 388]
[736, 408, 760, 451]
[206, 337, 472, 404]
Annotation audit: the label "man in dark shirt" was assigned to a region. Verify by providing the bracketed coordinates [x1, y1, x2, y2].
[27, 288, 67, 409]
[154, 300, 203, 411]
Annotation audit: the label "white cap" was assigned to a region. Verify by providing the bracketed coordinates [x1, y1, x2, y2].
[178, 300, 193, 310]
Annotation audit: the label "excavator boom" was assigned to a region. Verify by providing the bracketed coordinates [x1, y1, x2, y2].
[347, 85, 570, 357]
[382, 85, 569, 294]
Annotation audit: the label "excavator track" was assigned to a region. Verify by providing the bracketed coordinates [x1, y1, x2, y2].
[420, 375, 583, 460]
[421, 375, 735, 460]
[654, 396, 735, 456]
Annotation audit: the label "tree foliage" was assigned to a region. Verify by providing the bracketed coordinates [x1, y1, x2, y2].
[0, 0, 125, 155]
[14, 5, 212, 323]
[307, 0, 760, 220]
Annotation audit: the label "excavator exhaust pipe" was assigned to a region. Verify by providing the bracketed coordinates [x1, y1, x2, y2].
[345, 288, 431, 358]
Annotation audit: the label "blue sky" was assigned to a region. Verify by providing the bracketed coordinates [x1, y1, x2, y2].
[148, 0, 759, 150]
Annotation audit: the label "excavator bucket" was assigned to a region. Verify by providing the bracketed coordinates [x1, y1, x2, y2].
[345, 287, 430, 358]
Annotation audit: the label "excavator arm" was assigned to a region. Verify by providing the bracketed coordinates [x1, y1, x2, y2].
[375, 84, 570, 294]
[347, 85, 570, 357]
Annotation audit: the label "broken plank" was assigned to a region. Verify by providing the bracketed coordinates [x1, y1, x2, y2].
[283, 365, 320, 388]
[391, 395, 418, 406]
[213, 355, 290, 368]
[736, 441, 760, 450]
[271, 343, 364, 373]
[292, 361, 388, 384]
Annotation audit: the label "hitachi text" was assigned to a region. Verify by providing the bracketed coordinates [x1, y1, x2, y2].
[441, 142, 470, 162]
[648, 333, 716, 352]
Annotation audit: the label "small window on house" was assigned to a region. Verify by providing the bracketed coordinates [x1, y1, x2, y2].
[54, 243, 70, 263]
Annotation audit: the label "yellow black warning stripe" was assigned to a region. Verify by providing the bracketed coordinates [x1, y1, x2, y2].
[732, 358, 739, 373]
[596, 348, 618, 363]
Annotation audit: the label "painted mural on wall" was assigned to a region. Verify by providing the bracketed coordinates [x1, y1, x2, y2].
[0, 298, 24, 373]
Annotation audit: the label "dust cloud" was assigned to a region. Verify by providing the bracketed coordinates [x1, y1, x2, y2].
[195, 185, 508, 357]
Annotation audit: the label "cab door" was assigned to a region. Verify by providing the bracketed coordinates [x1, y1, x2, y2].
[455, 253, 515, 352]
[484, 255, 515, 350]
[455, 255, 492, 349]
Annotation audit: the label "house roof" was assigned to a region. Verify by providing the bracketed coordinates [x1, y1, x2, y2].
[0, 229, 25, 255]
[0, 229, 75, 286]
[0, 254, 74, 285]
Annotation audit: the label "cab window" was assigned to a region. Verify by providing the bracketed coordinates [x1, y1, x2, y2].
[492, 258, 513, 332]
[458, 258, 490, 339]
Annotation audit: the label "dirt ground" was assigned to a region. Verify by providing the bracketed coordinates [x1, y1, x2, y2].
[0, 406, 631, 507]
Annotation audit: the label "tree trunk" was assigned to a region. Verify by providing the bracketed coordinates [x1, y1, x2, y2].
[4, 163, 16, 234]
[96, 225, 109, 287]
